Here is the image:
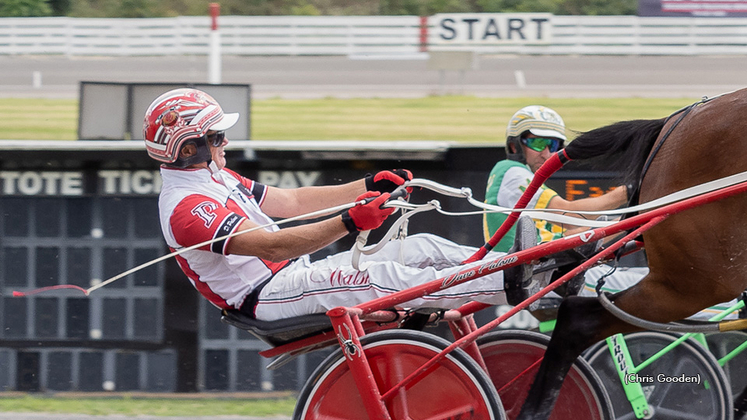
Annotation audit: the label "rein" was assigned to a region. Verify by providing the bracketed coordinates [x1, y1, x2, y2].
[352, 169, 747, 268]
[12, 197, 386, 297]
[16, 166, 747, 296]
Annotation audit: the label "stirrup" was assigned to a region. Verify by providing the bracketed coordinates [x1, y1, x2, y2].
[533, 216, 608, 298]
[503, 216, 544, 310]
[536, 239, 602, 297]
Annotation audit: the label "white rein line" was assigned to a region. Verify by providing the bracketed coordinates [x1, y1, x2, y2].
[87, 197, 390, 294]
[350, 171, 747, 268]
[410, 171, 747, 221]
[92, 169, 747, 292]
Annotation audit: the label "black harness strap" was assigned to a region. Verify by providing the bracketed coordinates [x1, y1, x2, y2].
[628, 96, 715, 212]
[639, 103, 696, 185]
[615, 97, 712, 259]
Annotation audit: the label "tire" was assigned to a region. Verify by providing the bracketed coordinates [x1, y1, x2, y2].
[584, 331, 733, 420]
[477, 330, 614, 420]
[294, 329, 506, 420]
[706, 331, 747, 405]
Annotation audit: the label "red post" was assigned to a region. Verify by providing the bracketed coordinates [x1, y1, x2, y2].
[327, 307, 392, 420]
[210, 3, 220, 30]
[448, 317, 488, 372]
[419, 16, 428, 52]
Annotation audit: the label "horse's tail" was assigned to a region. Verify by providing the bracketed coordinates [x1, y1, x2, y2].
[563, 118, 667, 186]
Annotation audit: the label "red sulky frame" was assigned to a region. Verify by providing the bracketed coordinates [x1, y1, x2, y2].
[267, 151, 747, 420]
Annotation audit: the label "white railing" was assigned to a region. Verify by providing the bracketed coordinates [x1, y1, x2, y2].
[0, 15, 746, 56]
[541, 15, 747, 55]
[0, 16, 423, 56]
[220, 16, 422, 56]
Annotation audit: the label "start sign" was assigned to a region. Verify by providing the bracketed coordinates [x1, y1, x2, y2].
[431, 13, 552, 45]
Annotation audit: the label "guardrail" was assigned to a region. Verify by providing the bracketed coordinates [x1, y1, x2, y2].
[0, 15, 746, 56]
[546, 15, 747, 55]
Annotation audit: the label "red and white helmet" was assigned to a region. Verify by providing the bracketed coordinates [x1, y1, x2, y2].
[143, 88, 239, 167]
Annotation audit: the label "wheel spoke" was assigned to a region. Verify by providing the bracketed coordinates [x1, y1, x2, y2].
[654, 406, 711, 420]
[420, 403, 481, 420]
[294, 330, 505, 420]
[314, 415, 354, 420]
[615, 412, 639, 420]
[586, 332, 729, 420]
[479, 330, 612, 420]
[648, 356, 710, 406]
[648, 374, 675, 402]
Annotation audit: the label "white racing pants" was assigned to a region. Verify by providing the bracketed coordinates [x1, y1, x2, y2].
[255, 233, 508, 321]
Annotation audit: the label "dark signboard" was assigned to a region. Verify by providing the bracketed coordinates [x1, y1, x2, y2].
[0, 142, 628, 393]
[639, 0, 747, 17]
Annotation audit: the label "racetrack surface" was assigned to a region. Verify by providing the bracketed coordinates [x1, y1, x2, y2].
[0, 55, 744, 99]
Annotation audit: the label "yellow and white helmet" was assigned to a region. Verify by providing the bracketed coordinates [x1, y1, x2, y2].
[505, 105, 566, 163]
[507, 105, 566, 140]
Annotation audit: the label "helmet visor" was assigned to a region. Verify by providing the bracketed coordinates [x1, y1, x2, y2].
[528, 127, 566, 141]
[210, 112, 239, 131]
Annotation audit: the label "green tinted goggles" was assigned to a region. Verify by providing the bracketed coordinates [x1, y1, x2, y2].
[521, 137, 562, 153]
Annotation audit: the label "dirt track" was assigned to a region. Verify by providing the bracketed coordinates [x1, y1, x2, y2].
[0, 55, 744, 99]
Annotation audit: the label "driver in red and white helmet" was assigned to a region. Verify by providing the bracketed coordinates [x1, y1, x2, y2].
[144, 88, 518, 322]
[143, 88, 239, 168]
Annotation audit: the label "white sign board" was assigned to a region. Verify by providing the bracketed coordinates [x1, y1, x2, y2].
[430, 13, 552, 46]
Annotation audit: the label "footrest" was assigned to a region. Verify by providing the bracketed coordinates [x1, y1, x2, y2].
[221, 310, 333, 347]
[534, 240, 604, 298]
[534, 240, 601, 274]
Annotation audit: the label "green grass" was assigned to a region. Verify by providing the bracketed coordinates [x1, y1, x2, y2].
[0, 99, 79, 140]
[1, 96, 700, 142]
[253, 96, 699, 142]
[0, 394, 296, 417]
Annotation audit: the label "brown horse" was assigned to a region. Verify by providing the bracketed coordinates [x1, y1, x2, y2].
[517, 87, 747, 420]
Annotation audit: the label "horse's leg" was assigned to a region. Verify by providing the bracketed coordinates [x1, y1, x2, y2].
[734, 386, 747, 418]
[517, 272, 726, 420]
[516, 295, 629, 420]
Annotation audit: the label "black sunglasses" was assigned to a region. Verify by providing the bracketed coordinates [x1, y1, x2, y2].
[206, 131, 225, 147]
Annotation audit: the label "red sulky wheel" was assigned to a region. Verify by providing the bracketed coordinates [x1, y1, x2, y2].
[477, 330, 614, 420]
[295, 329, 506, 420]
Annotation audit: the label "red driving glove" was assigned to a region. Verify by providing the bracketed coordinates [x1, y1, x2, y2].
[342, 191, 396, 232]
[365, 169, 413, 194]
